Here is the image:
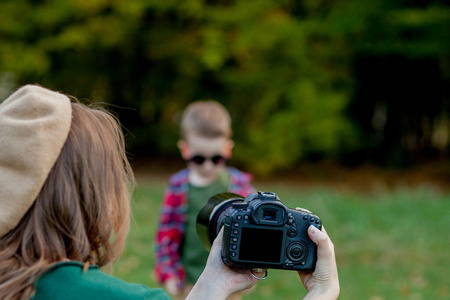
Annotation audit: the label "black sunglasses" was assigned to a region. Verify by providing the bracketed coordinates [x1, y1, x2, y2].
[189, 154, 227, 165]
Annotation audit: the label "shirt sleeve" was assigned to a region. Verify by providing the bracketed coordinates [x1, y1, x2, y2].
[228, 168, 256, 197]
[154, 188, 186, 284]
[142, 287, 172, 300]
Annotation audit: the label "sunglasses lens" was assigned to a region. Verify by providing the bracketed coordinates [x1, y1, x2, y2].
[190, 155, 226, 165]
[211, 155, 226, 164]
[191, 155, 206, 164]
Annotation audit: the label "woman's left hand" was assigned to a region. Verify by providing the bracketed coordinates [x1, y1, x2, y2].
[186, 228, 259, 300]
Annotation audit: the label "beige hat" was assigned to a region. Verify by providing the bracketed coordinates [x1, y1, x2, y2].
[0, 85, 72, 238]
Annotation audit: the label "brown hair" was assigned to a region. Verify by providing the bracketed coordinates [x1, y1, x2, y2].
[180, 100, 232, 140]
[0, 101, 135, 300]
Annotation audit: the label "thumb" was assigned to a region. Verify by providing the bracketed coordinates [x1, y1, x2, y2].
[211, 227, 224, 249]
[308, 225, 335, 261]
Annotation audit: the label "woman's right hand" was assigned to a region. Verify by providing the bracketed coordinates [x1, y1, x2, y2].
[298, 225, 340, 300]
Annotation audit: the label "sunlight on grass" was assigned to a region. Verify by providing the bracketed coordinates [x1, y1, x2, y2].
[113, 181, 450, 299]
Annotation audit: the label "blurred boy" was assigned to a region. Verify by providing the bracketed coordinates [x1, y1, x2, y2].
[155, 101, 254, 300]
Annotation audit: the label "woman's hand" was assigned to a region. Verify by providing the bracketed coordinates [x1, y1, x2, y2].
[186, 223, 339, 300]
[186, 228, 259, 300]
[163, 278, 182, 297]
[298, 225, 340, 300]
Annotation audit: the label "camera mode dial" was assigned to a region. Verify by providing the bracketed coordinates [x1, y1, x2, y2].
[232, 202, 249, 210]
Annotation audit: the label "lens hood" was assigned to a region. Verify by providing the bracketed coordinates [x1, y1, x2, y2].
[196, 192, 244, 251]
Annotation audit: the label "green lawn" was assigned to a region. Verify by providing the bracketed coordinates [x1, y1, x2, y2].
[113, 181, 450, 299]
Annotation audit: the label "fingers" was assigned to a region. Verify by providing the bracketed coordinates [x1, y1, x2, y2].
[308, 225, 335, 260]
[308, 225, 326, 244]
[210, 227, 224, 255]
[214, 227, 224, 245]
[164, 279, 181, 296]
[206, 227, 226, 270]
[305, 225, 340, 298]
[197, 227, 259, 299]
[295, 207, 312, 214]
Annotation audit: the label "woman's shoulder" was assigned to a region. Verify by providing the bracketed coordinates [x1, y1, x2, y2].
[32, 261, 171, 300]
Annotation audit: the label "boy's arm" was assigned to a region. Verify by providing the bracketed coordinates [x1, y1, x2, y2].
[243, 181, 256, 196]
[228, 168, 256, 197]
[154, 188, 186, 286]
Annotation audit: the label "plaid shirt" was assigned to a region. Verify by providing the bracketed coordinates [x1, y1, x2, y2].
[154, 167, 254, 285]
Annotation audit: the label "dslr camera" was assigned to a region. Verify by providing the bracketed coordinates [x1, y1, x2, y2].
[197, 191, 322, 272]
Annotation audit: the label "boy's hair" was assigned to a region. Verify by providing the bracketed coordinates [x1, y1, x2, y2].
[0, 101, 134, 300]
[180, 100, 232, 139]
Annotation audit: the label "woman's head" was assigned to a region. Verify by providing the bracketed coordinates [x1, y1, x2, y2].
[18, 101, 134, 264]
[0, 85, 134, 299]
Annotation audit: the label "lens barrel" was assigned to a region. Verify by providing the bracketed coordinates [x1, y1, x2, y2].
[196, 192, 244, 251]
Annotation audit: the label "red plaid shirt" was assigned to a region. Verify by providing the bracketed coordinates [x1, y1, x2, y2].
[154, 167, 254, 285]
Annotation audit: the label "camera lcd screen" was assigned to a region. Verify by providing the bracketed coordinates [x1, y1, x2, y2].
[239, 227, 283, 263]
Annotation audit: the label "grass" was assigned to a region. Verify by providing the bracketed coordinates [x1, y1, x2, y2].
[112, 181, 450, 299]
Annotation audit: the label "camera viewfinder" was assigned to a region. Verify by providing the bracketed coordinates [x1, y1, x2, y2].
[263, 210, 276, 221]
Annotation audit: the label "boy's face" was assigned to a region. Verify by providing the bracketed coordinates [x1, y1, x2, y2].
[178, 134, 234, 182]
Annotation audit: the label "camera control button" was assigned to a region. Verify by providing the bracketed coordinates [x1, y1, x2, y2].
[292, 248, 301, 256]
[233, 229, 239, 235]
[285, 261, 294, 267]
[287, 242, 307, 262]
[309, 217, 315, 222]
[288, 228, 297, 237]
[232, 237, 238, 242]
[244, 215, 249, 220]
[233, 223, 240, 228]
[231, 244, 237, 250]
[231, 252, 237, 257]
[287, 216, 295, 225]
[303, 215, 308, 220]
[236, 215, 242, 220]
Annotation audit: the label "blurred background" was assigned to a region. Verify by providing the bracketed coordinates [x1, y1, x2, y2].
[1, 0, 449, 175]
[1, 0, 449, 299]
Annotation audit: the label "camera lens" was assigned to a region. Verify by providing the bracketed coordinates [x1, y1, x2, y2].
[287, 242, 307, 262]
[196, 192, 245, 251]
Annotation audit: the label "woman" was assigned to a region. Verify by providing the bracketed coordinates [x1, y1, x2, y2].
[0, 85, 339, 300]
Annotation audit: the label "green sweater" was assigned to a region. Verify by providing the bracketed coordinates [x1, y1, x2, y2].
[32, 262, 171, 300]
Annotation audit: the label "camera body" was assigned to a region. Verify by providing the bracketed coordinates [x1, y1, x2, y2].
[196, 191, 322, 272]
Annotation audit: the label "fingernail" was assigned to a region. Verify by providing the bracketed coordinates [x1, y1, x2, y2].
[308, 225, 318, 235]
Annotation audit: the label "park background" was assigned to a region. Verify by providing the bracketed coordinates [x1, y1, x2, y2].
[0, 0, 449, 299]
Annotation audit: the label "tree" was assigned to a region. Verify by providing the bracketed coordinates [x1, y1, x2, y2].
[1, 0, 448, 174]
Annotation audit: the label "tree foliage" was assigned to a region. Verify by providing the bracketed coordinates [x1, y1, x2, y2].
[0, 0, 449, 174]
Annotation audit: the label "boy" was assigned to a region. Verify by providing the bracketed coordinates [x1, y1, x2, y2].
[155, 101, 255, 300]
